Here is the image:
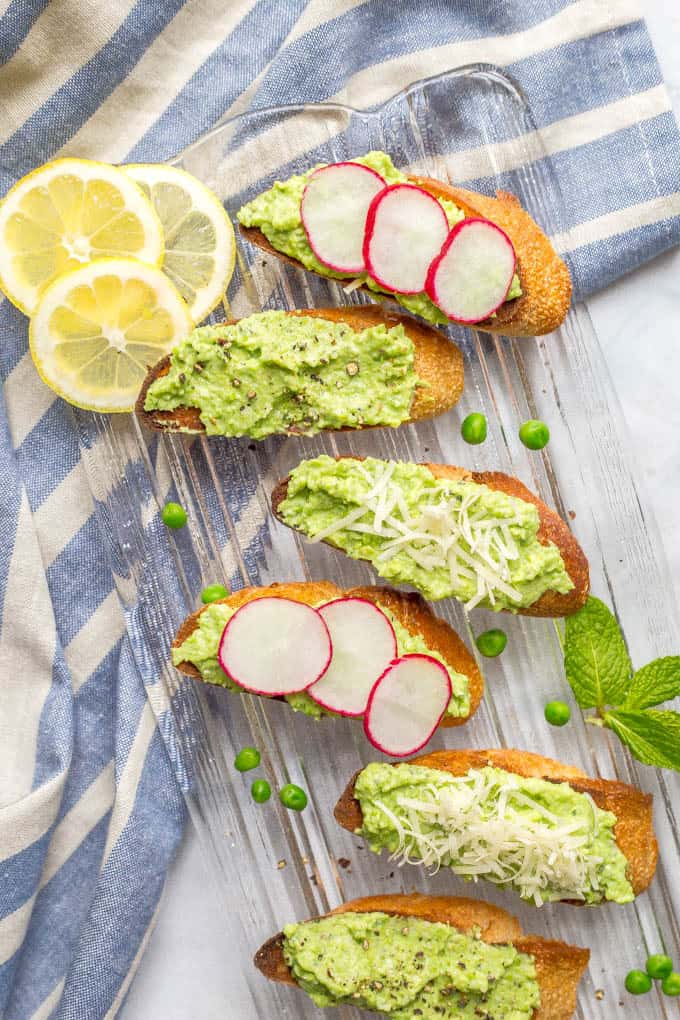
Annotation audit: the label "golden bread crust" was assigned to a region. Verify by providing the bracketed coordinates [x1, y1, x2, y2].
[240, 175, 571, 338]
[271, 459, 590, 617]
[333, 748, 656, 899]
[172, 581, 482, 726]
[253, 892, 589, 1019]
[136, 306, 464, 433]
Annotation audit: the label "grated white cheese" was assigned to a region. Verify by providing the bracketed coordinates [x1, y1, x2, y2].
[310, 461, 525, 609]
[372, 768, 605, 905]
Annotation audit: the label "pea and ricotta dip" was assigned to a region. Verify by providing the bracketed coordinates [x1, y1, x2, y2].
[277, 456, 574, 610]
[143, 310, 419, 437]
[237, 151, 522, 327]
[354, 763, 634, 905]
[283, 911, 540, 1018]
[172, 599, 471, 721]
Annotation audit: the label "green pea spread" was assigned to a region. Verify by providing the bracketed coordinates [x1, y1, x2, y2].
[236, 151, 522, 326]
[172, 599, 470, 720]
[277, 456, 573, 610]
[282, 911, 539, 1018]
[143, 311, 419, 437]
[355, 763, 633, 905]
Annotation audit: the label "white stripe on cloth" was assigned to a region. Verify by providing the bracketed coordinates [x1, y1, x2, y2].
[33, 461, 94, 570]
[0, 0, 138, 144]
[0, 770, 66, 861]
[552, 191, 680, 251]
[64, 591, 125, 694]
[0, 491, 59, 808]
[101, 701, 157, 863]
[60, 0, 261, 162]
[3, 352, 55, 448]
[0, 764, 115, 965]
[102, 899, 164, 1020]
[30, 979, 66, 1020]
[217, 0, 643, 192]
[450, 84, 672, 183]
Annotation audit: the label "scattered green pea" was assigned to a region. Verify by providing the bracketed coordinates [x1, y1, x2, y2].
[519, 419, 550, 450]
[475, 629, 507, 658]
[161, 501, 187, 529]
[234, 747, 261, 772]
[625, 970, 652, 995]
[280, 783, 308, 811]
[662, 973, 680, 997]
[646, 954, 673, 980]
[201, 583, 229, 604]
[544, 701, 571, 727]
[251, 779, 271, 803]
[461, 412, 487, 445]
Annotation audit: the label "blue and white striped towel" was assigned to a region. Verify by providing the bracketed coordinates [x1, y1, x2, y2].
[1, 2, 679, 1017]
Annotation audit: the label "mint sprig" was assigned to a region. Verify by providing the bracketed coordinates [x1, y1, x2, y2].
[562, 596, 680, 773]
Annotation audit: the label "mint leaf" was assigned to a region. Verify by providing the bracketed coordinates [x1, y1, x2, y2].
[564, 596, 631, 709]
[604, 709, 680, 772]
[623, 656, 680, 710]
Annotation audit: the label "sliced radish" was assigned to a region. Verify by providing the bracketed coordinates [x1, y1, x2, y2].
[301, 162, 386, 273]
[306, 598, 398, 716]
[217, 597, 331, 696]
[363, 654, 451, 757]
[363, 183, 450, 294]
[425, 218, 516, 323]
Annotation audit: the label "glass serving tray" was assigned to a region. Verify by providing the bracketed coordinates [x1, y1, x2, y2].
[73, 66, 680, 1019]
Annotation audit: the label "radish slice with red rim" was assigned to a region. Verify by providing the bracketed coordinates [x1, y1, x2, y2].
[425, 217, 516, 323]
[300, 162, 386, 273]
[363, 183, 450, 294]
[217, 597, 331, 696]
[364, 654, 451, 757]
[306, 597, 397, 716]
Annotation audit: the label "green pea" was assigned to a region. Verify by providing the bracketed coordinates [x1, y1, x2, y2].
[201, 583, 229, 604]
[461, 412, 487, 445]
[662, 973, 680, 997]
[544, 701, 571, 726]
[234, 747, 261, 772]
[251, 779, 271, 803]
[646, 954, 673, 980]
[475, 629, 507, 658]
[280, 783, 308, 811]
[519, 419, 550, 450]
[161, 501, 188, 529]
[625, 970, 652, 995]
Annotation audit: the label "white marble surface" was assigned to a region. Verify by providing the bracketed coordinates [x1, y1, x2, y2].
[122, 6, 680, 1017]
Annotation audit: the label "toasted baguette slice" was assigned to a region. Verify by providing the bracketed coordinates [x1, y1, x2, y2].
[334, 748, 657, 900]
[254, 892, 589, 1020]
[136, 305, 464, 435]
[172, 581, 483, 727]
[240, 177, 571, 338]
[271, 459, 590, 617]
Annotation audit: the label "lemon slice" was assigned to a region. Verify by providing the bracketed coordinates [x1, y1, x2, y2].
[125, 163, 235, 323]
[0, 158, 164, 314]
[30, 257, 193, 412]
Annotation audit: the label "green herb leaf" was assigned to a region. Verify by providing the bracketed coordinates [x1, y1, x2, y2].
[623, 656, 680, 710]
[564, 596, 631, 709]
[604, 709, 680, 772]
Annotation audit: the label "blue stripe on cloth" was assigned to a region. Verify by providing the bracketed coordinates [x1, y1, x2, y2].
[55, 729, 186, 1019]
[45, 519, 115, 647]
[16, 400, 80, 509]
[0, 829, 53, 926]
[30, 656, 74, 793]
[0, 0, 48, 64]
[0, 0, 188, 194]
[127, 0, 307, 162]
[3, 814, 111, 1020]
[566, 216, 680, 297]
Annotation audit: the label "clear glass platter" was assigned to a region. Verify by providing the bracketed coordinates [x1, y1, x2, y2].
[74, 65, 680, 1019]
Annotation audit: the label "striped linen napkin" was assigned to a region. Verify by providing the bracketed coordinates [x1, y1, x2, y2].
[1, 2, 679, 1017]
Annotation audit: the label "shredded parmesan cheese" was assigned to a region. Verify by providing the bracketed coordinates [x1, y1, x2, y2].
[372, 768, 606, 905]
[310, 461, 526, 609]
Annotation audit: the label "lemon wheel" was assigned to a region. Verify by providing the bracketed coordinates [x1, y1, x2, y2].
[125, 163, 235, 323]
[0, 158, 164, 314]
[30, 257, 192, 412]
